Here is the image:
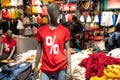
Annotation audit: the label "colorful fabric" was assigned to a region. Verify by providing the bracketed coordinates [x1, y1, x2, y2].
[36, 24, 70, 73]
[36, 15, 42, 24]
[2, 8, 7, 19]
[1, 35, 16, 54]
[42, 17, 48, 24]
[17, 19, 24, 30]
[11, 8, 16, 19]
[32, 6, 37, 14]
[41, 0, 53, 2]
[22, 16, 31, 24]
[79, 52, 120, 80]
[90, 64, 120, 80]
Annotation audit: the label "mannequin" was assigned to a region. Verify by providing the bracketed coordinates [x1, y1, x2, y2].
[34, 3, 72, 80]
[0, 30, 16, 61]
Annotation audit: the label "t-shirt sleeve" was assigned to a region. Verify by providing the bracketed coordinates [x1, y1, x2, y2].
[65, 28, 70, 42]
[36, 31, 42, 43]
[1, 36, 6, 43]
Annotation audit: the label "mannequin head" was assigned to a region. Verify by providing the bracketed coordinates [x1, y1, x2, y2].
[47, 3, 60, 26]
[7, 30, 13, 41]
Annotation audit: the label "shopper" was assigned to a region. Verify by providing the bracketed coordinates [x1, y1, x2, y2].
[69, 16, 85, 50]
[34, 3, 72, 80]
[0, 29, 16, 61]
[107, 23, 120, 51]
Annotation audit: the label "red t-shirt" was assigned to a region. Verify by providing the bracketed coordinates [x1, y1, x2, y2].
[1, 36, 16, 54]
[36, 24, 70, 73]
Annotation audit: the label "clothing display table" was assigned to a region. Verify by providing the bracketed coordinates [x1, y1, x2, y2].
[15, 36, 38, 55]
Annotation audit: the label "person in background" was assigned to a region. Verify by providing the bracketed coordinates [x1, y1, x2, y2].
[0, 30, 16, 61]
[69, 16, 85, 50]
[107, 22, 120, 51]
[34, 3, 72, 80]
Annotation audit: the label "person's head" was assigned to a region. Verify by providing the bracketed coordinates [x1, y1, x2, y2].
[47, 3, 60, 26]
[115, 23, 120, 32]
[7, 30, 13, 41]
[72, 16, 77, 22]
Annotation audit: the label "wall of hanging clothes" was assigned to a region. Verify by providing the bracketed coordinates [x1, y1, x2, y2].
[0, 0, 24, 35]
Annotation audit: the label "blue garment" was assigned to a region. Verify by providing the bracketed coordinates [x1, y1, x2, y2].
[29, 73, 35, 80]
[112, 14, 117, 26]
[40, 68, 67, 80]
[0, 62, 32, 80]
[108, 32, 120, 50]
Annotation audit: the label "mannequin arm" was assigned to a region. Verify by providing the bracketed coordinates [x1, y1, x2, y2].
[7, 46, 15, 60]
[65, 41, 72, 73]
[34, 43, 42, 78]
[0, 43, 3, 55]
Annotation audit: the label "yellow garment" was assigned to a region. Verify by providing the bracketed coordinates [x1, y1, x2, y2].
[90, 75, 106, 80]
[104, 65, 120, 78]
[42, 17, 48, 24]
[90, 65, 120, 80]
[32, 6, 37, 14]
[2, 0, 11, 7]
[15, 9, 20, 19]
[41, 0, 53, 2]
[11, 9, 16, 19]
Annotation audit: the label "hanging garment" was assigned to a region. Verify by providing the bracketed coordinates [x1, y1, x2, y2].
[101, 12, 107, 26]
[22, 16, 30, 25]
[112, 13, 117, 27]
[106, 12, 113, 26]
[42, 16, 48, 24]
[116, 13, 120, 26]
[24, 26, 33, 36]
[62, 4, 70, 12]
[36, 6, 42, 13]
[68, 13, 73, 22]
[17, 19, 24, 30]
[2, 8, 7, 19]
[18, 9, 24, 19]
[25, 5, 32, 15]
[42, 6, 48, 16]
[15, 8, 20, 19]
[30, 15, 38, 24]
[6, 9, 12, 19]
[41, 0, 53, 2]
[32, 6, 37, 14]
[17, 0, 23, 6]
[93, 15, 99, 23]
[36, 0, 42, 5]
[69, 3, 76, 11]
[80, 15, 85, 22]
[36, 15, 42, 24]
[29, 0, 37, 6]
[65, 13, 68, 22]
[10, 0, 17, 6]
[2, 0, 11, 7]
[86, 15, 91, 22]
[11, 8, 16, 19]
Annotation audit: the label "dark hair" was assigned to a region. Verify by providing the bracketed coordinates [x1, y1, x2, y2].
[115, 23, 120, 32]
[72, 16, 77, 21]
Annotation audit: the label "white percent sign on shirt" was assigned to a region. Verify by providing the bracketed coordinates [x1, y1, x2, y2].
[46, 35, 59, 54]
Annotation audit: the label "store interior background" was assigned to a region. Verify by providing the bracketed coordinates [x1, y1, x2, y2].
[0, 0, 120, 80]
[0, 0, 120, 54]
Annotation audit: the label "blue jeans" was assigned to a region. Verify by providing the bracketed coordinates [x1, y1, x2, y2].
[40, 68, 67, 80]
[0, 62, 32, 80]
